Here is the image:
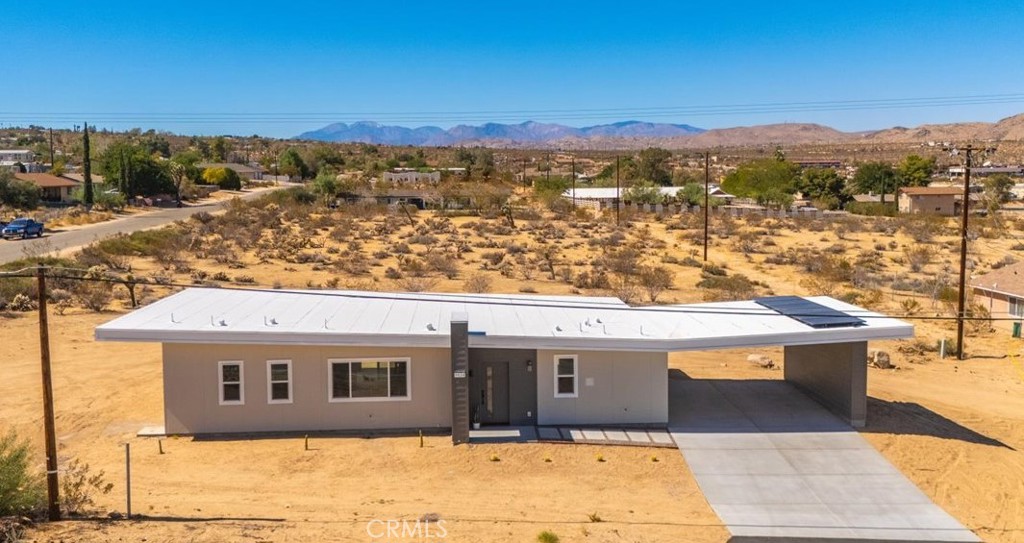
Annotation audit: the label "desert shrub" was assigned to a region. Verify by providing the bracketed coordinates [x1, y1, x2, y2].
[463, 273, 493, 293]
[0, 430, 45, 517]
[701, 262, 727, 277]
[76, 244, 131, 271]
[696, 274, 758, 301]
[904, 245, 934, 273]
[396, 276, 438, 292]
[210, 271, 230, 282]
[96, 227, 184, 257]
[59, 458, 113, 516]
[233, 274, 255, 284]
[901, 298, 923, 315]
[537, 530, 560, 543]
[991, 255, 1017, 270]
[638, 265, 674, 303]
[845, 202, 897, 217]
[8, 293, 35, 312]
[425, 252, 459, 279]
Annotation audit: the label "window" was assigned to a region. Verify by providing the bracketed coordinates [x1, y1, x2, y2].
[329, 359, 410, 402]
[553, 355, 578, 398]
[1011, 297, 1024, 318]
[218, 361, 244, 405]
[267, 360, 292, 404]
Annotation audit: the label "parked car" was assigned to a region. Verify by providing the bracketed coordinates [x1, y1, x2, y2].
[1, 218, 45, 239]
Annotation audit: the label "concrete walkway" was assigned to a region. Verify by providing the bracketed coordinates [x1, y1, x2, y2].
[669, 379, 979, 541]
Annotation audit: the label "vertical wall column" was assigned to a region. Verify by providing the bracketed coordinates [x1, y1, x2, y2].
[450, 312, 470, 445]
[783, 341, 868, 427]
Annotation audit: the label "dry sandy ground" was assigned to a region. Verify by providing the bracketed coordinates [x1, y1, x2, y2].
[3, 309, 1023, 542]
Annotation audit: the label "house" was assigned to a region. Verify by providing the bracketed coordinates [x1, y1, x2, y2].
[14, 173, 80, 204]
[898, 186, 977, 216]
[197, 162, 264, 181]
[95, 289, 912, 441]
[382, 170, 441, 185]
[562, 186, 735, 210]
[972, 261, 1024, 335]
[60, 172, 105, 185]
[948, 165, 1023, 179]
[0, 149, 35, 163]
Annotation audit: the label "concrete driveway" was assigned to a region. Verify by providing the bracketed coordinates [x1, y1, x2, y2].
[669, 378, 979, 541]
[0, 187, 284, 265]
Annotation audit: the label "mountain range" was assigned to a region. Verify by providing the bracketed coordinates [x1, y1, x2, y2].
[295, 114, 1024, 149]
[297, 120, 704, 146]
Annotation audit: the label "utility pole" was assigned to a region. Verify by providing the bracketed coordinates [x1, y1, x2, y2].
[522, 158, 527, 189]
[955, 146, 975, 360]
[571, 157, 576, 211]
[615, 156, 621, 225]
[703, 151, 710, 262]
[37, 266, 60, 520]
[48, 128, 55, 167]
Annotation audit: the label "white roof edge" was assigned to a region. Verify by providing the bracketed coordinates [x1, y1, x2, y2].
[95, 325, 914, 352]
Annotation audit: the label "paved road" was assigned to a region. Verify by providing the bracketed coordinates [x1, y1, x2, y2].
[669, 379, 978, 541]
[0, 188, 282, 265]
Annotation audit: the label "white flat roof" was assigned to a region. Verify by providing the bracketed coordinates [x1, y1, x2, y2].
[95, 289, 912, 352]
[563, 186, 735, 200]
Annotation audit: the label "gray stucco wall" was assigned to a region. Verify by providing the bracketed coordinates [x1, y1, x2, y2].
[161, 344, 452, 435]
[783, 341, 868, 427]
[535, 350, 668, 426]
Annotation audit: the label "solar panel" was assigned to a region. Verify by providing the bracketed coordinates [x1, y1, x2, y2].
[754, 296, 865, 329]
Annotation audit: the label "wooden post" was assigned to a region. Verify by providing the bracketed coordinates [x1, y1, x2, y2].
[419, 430, 424, 448]
[37, 266, 61, 521]
[955, 147, 973, 360]
[703, 151, 710, 262]
[304, 435, 309, 451]
[125, 443, 132, 519]
[158, 439, 164, 455]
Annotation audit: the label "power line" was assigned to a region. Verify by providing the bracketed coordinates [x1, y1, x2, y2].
[3, 93, 1024, 125]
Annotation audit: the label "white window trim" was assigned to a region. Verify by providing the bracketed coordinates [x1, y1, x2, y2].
[218, 360, 244, 406]
[1011, 297, 1024, 318]
[327, 358, 412, 403]
[266, 359, 293, 405]
[553, 354, 579, 398]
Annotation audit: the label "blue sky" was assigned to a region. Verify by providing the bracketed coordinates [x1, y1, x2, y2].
[4, 1, 1024, 138]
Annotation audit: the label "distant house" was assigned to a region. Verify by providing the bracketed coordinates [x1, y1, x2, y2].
[562, 186, 735, 210]
[382, 170, 441, 185]
[14, 173, 80, 204]
[972, 261, 1024, 335]
[60, 172, 106, 185]
[198, 162, 264, 181]
[948, 165, 1023, 179]
[0, 149, 35, 163]
[851, 194, 883, 204]
[898, 186, 978, 216]
[794, 159, 842, 169]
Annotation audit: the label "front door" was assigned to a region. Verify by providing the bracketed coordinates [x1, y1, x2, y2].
[470, 360, 509, 425]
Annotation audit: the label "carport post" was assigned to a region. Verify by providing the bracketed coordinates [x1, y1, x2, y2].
[450, 312, 470, 445]
[783, 341, 868, 427]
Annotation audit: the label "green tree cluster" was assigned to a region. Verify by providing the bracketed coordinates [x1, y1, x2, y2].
[797, 168, 849, 210]
[0, 170, 40, 209]
[722, 159, 800, 208]
[201, 166, 243, 190]
[850, 162, 898, 204]
[637, 147, 673, 186]
[97, 141, 175, 197]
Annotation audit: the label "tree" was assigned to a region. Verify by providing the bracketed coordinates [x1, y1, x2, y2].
[211, 137, 231, 162]
[0, 170, 40, 209]
[312, 170, 340, 202]
[897, 155, 936, 187]
[202, 167, 242, 190]
[982, 173, 1013, 213]
[722, 159, 800, 208]
[851, 162, 898, 204]
[637, 147, 673, 186]
[97, 141, 175, 197]
[82, 122, 94, 207]
[278, 148, 309, 179]
[623, 180, 668, 204]
[797, 168, 848, 210]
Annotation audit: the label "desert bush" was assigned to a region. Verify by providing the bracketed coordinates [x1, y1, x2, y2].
[900, 298, 923, 316]
[696, 274, 758, 301]
[537, 530, 560, 543]
[76, 244, 131, 271]
[638, 265, 674, 303]
[233, 274, 255, 283]
[463, 273, 493, 293]
[8, 293, 35, 312]
[991, 255, 1017, 270]
[59, 458, 113, 516]
[396, 276, 438, 292]
[425, 252, 460, 279]
[0, 430, 45, 517]
[904, 245, 934, 273]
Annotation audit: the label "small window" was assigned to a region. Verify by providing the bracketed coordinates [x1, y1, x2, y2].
[267, 360, 292, 404]
[329, 359, 410, 402]
[553, 355, 578, 398]
[218, 361, 244, 405]
[1011, 297, 1024, 318]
